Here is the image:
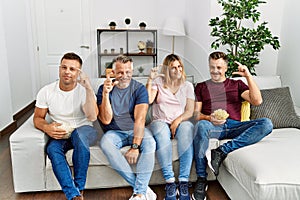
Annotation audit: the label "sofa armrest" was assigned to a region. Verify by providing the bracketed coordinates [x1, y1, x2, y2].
[9, 115, 49, 192]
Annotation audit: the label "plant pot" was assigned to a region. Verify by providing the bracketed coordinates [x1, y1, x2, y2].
[146, 48, 153, 54]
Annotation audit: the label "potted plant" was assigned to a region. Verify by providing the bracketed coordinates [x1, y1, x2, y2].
[125, 18, 131, 28]
[109, 21, 116, 30]
[209, 0, 280, 77]
[139, 22, 147, 30]
[146, 40, 154, 54]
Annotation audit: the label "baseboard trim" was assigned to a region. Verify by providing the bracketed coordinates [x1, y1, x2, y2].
[13, 100, 36, 121]
[0, 100, 35, 137]
[0, 121, 18, 137]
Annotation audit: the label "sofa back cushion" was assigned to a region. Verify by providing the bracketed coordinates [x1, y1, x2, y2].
[250, 87, 300, 129]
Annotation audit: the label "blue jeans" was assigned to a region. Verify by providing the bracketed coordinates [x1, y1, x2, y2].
[193, 118, 273, 178]
[46, 125, 98, 200]
[149, 120, 194, 182]
[99, 128, 155, 195]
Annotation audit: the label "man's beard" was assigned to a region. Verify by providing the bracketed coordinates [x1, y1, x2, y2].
[117, 77, 130, 88]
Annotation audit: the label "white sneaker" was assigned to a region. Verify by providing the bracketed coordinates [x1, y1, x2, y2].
[130, 195, 146, 200]
[129, 187, 157, 200]
[146, 186, 157, 200]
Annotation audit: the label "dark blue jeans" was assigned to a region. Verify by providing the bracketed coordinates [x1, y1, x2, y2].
[46, 125, 98, 200]
[193, 118, 273, 178]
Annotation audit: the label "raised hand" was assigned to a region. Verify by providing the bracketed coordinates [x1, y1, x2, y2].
[77, 69, 93, 90]
[149, 65, 165, 80]
[232, 61, 251, 77]
[103, 72, 119, 94]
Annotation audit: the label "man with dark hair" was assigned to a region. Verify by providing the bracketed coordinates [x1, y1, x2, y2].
[34, 52, 98, 200]
[97, 55, 157, 200]
[192, 51, 273, 200]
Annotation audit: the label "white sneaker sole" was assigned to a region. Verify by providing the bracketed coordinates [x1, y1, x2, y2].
[146, 186, 157, 200]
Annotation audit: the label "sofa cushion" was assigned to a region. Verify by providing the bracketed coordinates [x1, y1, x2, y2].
[250, 87, 300, 129]
[241, 101, 250, 121]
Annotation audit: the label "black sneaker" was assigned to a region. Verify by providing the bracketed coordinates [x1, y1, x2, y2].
[192, 177, 207, 200]
[165, 182, 177, 200]
[178, 181, 191, 200]
[211, 147, 227, 176]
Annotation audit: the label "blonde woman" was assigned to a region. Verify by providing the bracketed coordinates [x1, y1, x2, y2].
[147, 54, 195, 200]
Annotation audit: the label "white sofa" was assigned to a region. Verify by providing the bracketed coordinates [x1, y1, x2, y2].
[9, 76, 216, 193]
[9, 76, 300, 200]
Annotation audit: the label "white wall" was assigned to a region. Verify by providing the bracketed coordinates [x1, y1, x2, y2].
[0, 5, 14, 129]
[183, 0, 211, 83]
[277, 0, 300, 106]
[256, 0, 284, 75]
[0, 0, 36, 130]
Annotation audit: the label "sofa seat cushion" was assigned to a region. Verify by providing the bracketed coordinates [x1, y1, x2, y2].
[46, 138, 219, 168]
[47, 139, 177, 168]
[222, 128, 300, 199]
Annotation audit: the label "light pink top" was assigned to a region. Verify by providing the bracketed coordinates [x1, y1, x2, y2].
[151, 77, 195, 124]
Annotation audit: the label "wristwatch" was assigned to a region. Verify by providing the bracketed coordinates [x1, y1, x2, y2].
[131, 143, 140, 151]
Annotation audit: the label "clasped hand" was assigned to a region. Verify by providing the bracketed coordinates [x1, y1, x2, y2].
[44, 122, 67, 139]
[210, 114, 226, 126]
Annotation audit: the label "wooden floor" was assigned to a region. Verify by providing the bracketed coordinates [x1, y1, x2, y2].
[0, 131, 230, 200]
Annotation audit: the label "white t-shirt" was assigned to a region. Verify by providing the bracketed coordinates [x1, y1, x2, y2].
[151, 77, 195, 124]
[35, 81, 93, 127]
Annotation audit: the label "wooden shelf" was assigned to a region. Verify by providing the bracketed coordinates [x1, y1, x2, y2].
[97, 29, 157, 77]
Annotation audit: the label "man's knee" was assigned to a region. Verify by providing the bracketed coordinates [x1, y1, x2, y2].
[260, 117, 273, 135]
[141, 129, 156, 153]
[99, 133, 112, 151]
[194, 120, 211, 138]
[46, 141, 64, 159]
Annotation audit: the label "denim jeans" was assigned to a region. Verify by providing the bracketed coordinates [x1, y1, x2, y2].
[99, 128, 155, 195]
[149, 120, 194, 182]
[46, 125, 98, 200]
[193, 118, 273, 178]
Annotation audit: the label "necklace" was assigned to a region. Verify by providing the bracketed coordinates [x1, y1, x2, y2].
[168, 85, 180, 95]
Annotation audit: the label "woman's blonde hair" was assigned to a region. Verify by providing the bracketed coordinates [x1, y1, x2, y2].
[161, 54, 186, 87]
